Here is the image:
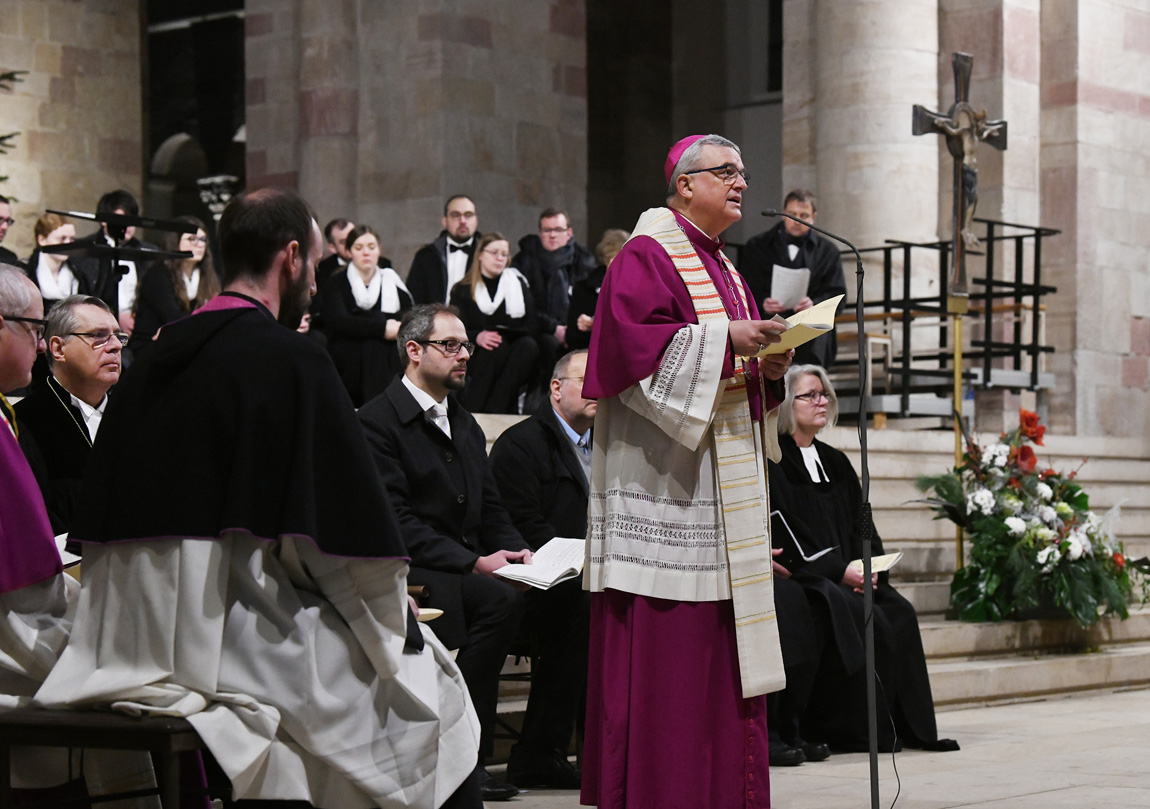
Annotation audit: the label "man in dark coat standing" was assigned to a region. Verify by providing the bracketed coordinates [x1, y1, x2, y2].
[489, 349, 593, 790]
[739, 189, 846, 367]
[407, 195, 482, 304]
[358, 303, 532, 802]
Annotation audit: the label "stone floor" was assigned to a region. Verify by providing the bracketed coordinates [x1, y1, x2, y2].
[488, 686, 1150, 807]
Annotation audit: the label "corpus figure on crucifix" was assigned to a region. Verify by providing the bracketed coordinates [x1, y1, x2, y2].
[913, 52, 1007, 297]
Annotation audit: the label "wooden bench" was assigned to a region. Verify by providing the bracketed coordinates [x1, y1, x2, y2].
[0, 708, 205, 808]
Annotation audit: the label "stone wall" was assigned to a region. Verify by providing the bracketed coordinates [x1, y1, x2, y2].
[245, 0, 589, 274]
[0, 0, 144, 258]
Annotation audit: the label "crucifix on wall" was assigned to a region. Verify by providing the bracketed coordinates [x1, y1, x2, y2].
[913, 51, 1008, 300]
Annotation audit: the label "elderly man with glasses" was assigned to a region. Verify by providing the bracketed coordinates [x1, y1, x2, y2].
[15, 295, 124, 531]
[359, 302, 534, 802]
[580, 134, 794, 809]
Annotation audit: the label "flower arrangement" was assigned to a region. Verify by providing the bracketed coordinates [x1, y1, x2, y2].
[917, 409, 1144, 627]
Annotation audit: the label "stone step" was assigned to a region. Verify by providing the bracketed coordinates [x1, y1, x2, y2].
[896, 580, 952, 615]
[920, 606, 1150, 658]
[928, 639, 1150, 708]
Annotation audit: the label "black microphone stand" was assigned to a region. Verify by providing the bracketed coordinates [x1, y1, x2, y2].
[763, 209, 880, 809]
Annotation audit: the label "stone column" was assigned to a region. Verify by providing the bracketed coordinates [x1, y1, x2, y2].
[812, 0, 940, 253]
[355, 0, 589, 271]
[1041, 0, 1150, 437]
[941, 0, 1043, 433]
[297, 0, 359, 225]
[245, 0, 300, 190]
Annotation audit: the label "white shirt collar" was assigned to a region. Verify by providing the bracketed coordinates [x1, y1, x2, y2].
[68, 390, 107, 442]
[402, 374, 444, 413]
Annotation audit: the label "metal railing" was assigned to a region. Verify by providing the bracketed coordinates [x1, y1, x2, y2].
[828, 217, 1060, 418]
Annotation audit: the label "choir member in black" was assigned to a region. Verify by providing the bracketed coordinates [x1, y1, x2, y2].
[565, 228, 628, 351]
[131, 216, 220, 359]
[740, 190, 846, 367]
[322, 225, 413, 407]
[449, 232, 539, 414]
[769, 364, 958, 753]
[25, 214, 86, 310]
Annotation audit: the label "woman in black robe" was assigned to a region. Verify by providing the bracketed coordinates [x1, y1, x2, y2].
[769, 364, 958, 753]
[449, 232, 539, 414]
[132, 215, 221, 359]
[322, 225, 412, 407]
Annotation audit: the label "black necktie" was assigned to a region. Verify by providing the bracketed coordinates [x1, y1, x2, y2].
[448, 243, 468, 253]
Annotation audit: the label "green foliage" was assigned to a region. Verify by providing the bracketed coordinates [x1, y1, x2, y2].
[920, 410, 1143, 628]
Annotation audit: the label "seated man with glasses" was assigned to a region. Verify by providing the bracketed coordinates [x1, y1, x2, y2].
[16, 295, 124, 531]
[359, 302, 534, 803]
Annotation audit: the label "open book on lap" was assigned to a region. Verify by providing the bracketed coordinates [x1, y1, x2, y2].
[495, 536, 585, 590]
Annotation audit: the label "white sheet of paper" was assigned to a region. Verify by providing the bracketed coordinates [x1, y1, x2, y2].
[770, 265, 810, 310]
[495, 536, 585, 589]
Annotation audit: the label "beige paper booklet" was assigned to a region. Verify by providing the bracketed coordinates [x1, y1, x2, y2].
[755, 294, 845, 356]
[849, 551, 903, 574]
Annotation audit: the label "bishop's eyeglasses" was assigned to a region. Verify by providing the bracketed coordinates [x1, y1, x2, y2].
[684, 163, 750, 185]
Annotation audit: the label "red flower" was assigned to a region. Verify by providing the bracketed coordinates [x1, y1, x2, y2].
[1008, 477, 1021, 489]
[1113, 552, 1126, 570]
[1040, 468, 1058, 479]
[1013, 445, 1037, 475]
[1019, 409, 1045, 445]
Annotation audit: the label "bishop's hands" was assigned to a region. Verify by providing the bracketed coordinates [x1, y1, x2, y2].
[729, 318, 786, 357]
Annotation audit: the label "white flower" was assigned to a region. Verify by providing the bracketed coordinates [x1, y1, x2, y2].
[1067, 529, 1091, 559]
[1038, 505, 1058, 525]
[1037, 545, 1061, 573]
[1034, 526, 1056, 542]
[966, 488, 996, 516]
[1036, 482, 1054, 501]
[983, 443, 1010, 468]
[1005, 516, 1027, 536]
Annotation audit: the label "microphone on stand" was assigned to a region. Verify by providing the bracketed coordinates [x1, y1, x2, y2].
[763, 209, 881, 809]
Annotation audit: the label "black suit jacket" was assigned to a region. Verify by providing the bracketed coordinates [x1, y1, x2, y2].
[488, 405, 589, 550]
[15, 375, 97, 532]
[358, 376, 528, 646]
[72, 230, 158, 314]
[406, 231, 481, 305]
[0, 246, 19, 267]
[739, 222, 846, 366]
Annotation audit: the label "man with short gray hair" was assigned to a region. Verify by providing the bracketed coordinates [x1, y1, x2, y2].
[580, 135, 793, 808]
[15, 295, 123, 530]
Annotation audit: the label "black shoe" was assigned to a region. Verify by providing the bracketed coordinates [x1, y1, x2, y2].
[477, 767, 519, 801]
[506, 745, 582, 789]
[909, 737, 960, 752]
[769, 740, 806, 767]
[798, 740, 831, 762]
